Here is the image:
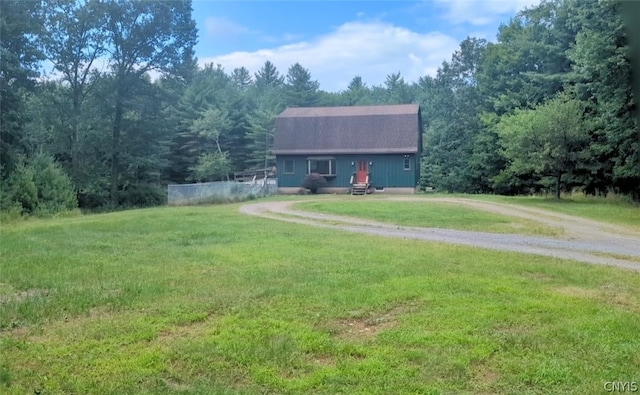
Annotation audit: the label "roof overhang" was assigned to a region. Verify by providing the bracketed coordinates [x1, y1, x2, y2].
[274, 148, 419, 155]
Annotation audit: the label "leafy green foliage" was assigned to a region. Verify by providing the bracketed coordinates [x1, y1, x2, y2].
[117, 183, 167, 207]
[103, 0, 197, 204]
[190, 107, 232, 147]
[496, 95, 588, 198]
[1, 153, 77, 215]
[246, 103, 279, 169]
[190, 152, 232, 182]
[0, 0, 43, 179]
[565, 0, 639, 198]
[418, 0, 637, 200]
[38, 0, 105, 186]
[418, 38, 488, 192]
[2, 0, 639, 216]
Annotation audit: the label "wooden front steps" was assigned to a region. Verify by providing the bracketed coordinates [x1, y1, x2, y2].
[351, 183, 369, 195]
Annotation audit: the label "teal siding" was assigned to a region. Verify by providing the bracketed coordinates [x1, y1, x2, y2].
[276, 154, 419, 189]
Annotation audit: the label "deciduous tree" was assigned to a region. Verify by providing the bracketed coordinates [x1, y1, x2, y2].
[103, 0, 197, 203]
[496, 94, 588, 198]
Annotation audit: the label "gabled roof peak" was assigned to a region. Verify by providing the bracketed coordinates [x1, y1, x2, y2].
[278, 104, 419, 118]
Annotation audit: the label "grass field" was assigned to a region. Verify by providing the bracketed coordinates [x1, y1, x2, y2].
[467, 193, 640, 231]
[1, 196, 639, 394]
[294, 200, 562, 236]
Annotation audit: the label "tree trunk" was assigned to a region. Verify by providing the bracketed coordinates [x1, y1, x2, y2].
[555, 171, 562, 199]
[71, 94, 80, 186]
[216, 136, 230, 182]
[110, 100, 123, 205]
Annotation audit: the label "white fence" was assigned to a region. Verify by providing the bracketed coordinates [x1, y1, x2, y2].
[168, 178, 277, 206]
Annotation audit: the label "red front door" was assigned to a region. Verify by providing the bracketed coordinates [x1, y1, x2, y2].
[356, 160, 368, 183]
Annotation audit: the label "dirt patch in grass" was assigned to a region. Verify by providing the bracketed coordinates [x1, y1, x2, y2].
[492, 323, 533, 337]
[312, 354, 336, 367]
[553, 286, 599, 299]
[520, 272, 555, 282]
[553, 285, 639, 312]
[472, 363, 502, 392]
[88, 305, 114, 319]
[328, 303, 417, 341]
[599, 284, 640, 312]
[605, 293, 640, 312]
[155, 313, 216, 344]
[335, 317, 396, 340]
[0, 288, 52, 304]
[161, 377, 191, 392]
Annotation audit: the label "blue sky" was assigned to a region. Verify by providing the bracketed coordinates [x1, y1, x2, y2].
[191, 0, 540, 92]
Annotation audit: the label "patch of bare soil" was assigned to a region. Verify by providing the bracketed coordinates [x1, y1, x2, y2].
[0, 288, 52, 304]
[552, 285, 640, 312]
[312, 354, 336, 367]
[161, 378, 191, 392]
[155, 313, 216, 344]
[325, 304, 417, 341]
[335, 316, 397, 341]
[553, 286, 600, 299]
[239, 198, 640, 271]
[473, 365, 501, 388]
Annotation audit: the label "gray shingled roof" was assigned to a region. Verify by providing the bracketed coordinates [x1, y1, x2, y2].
[273, 104, 421, 155]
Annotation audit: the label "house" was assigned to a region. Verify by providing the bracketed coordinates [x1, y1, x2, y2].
[274, 104, 422, 194]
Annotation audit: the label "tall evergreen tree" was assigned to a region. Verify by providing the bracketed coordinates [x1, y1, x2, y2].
[284, 63, 320, 107]
[246, 94, 283, 169]
[384, 72, 414, 104]
[341, 76, 372, 105]
[254, 60, 284, 91]
[231, 67, 253, 90]
[418, 37, 487, 192]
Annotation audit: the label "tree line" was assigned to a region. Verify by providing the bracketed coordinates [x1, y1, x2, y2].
[1, 0, 638, 216]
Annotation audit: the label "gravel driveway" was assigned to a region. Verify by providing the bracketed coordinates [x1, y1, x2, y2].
[239, 198, 640, 271]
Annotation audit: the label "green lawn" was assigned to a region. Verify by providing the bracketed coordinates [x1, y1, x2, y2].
[294, 200, 562, 236]
[461, 193, 640, 231]
[1, 200, 639, 394]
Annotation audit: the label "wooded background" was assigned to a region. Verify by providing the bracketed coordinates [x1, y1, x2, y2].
[1, 0, 638, 214]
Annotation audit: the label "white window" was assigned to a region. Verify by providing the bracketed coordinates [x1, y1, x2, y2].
[307, 158, 336, 176]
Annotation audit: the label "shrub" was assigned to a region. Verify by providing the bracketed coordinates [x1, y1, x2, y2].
[117, 183, 167, 207]
[2, 153, 77, 215]
[302, 173, 326, 194]
[30, 153, 77, 214]
[4, 161, 38, 213]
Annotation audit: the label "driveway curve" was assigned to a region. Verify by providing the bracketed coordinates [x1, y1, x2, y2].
[239, 198, 640, 271]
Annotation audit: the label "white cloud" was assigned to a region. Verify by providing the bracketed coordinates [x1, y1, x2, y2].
[198, 21, 459, 92]
[204, 17, 252, 37]
[260, 32, 303, 44]
[435, 0, 542, 26]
